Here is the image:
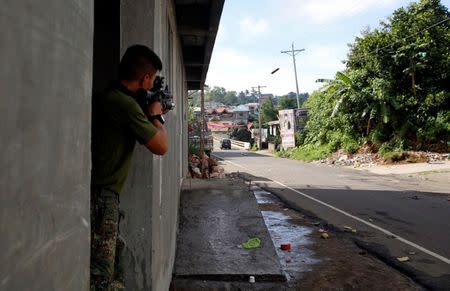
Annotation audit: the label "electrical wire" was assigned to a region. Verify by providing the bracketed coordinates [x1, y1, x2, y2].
[352, 17, 450, 62]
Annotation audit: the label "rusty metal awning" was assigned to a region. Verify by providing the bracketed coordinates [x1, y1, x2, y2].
[175, 0, 225, 90]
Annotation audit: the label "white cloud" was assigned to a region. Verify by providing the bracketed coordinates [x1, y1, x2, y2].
[206, 47, 261, 92]
[206, 43, 348, 95]
[276, 0, 402, 24]
[274, 44, 348, 93]
[301, 44, 348, 72]
[239, 17, 269, 34]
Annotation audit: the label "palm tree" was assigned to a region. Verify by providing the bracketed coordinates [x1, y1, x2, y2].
[318, 71, 397, 135]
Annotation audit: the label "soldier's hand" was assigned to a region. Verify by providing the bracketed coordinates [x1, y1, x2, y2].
[147, 101, 162, 116]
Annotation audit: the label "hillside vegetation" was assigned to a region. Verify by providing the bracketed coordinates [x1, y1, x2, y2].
[280, 0, 450, 162]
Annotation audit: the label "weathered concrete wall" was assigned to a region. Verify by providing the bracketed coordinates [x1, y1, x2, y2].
[0, 1, 93, 290]
[119, 0, 187, 290]
[119, 1, 156, 290]
[151, 2, 188, 291]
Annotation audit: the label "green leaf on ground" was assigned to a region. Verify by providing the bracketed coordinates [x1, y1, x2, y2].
[241, 237, 261, 249]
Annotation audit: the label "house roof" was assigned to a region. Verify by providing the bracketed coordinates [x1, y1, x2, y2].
[206, 106, 232, 114]
[175, 0, 225, 90]
[214, 107, 226, 113]
[233, 105, 249, 112]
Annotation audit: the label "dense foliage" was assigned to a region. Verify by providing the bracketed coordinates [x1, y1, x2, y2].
[190, 87, 308, 110]
[299, 0, 449, 156]
[229, 127, 252, 142]
[276, 92, 309, 109]
[260, 99, 278, 123]
[190, 87, 259, 106]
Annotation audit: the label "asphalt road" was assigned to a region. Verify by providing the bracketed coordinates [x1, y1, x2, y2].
[212, 146, 450, 289]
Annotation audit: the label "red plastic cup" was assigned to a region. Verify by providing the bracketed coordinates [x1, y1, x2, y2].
[280, 243, 291, 251]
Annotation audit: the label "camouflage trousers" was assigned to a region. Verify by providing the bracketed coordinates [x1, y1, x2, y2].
[90, 188, 125, 291]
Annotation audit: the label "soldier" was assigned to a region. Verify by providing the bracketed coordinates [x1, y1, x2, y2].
[90, 45, 169, 290]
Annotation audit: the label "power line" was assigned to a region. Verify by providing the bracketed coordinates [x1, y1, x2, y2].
[281, 43, 305, 109]
[251, 85, 266, 150]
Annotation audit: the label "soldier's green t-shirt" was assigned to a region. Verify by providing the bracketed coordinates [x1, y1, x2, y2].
[91, 87, 157, 194]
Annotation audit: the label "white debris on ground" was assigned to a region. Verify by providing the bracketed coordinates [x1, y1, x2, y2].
[314, 149, 449, 169]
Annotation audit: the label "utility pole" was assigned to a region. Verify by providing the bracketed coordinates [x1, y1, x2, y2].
[200, 86, 205, 157]
[281, 43, 305, 108]
[251, 85, 266, 150]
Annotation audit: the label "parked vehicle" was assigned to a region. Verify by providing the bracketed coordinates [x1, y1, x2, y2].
[220, 138, 231, 149]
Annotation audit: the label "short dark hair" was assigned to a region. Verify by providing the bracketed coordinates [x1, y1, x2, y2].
[119, 45, 163, 81]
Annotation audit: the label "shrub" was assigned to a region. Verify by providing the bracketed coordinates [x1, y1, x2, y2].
[295, 131, 307, 146]
[189, 143, 201, 157]
[280, 143, 334, 162]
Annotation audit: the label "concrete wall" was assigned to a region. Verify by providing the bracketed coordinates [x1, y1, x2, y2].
[151, 2, 188, 290]
[1, 0, 187, 290]
[0, 1, 93, 290]
[117, 1, 156, 290]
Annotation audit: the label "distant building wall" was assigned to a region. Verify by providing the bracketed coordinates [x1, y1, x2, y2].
[233, 111, 249, 124]
[0, 1, 93, 290]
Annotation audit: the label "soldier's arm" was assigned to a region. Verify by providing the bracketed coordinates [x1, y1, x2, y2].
[144, 101, 168, 155]
[145, 120, 168, 155]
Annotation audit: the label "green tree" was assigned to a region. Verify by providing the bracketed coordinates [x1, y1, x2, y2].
[207, 86, 227, 103]
[346, 0, 450, 145]
[303, 0, 450, 154]
[237, 91, 247, 104]
[277, 95, 297, 110]
[260, 99, 278, 123]
[277, 92, 309, 109]
[224, 91, 238, 105]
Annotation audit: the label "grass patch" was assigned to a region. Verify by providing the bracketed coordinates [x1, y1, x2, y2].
[276, 143, 334, 162]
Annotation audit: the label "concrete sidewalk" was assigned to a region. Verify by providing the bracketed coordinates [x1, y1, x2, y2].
[172, 177, 286, 289]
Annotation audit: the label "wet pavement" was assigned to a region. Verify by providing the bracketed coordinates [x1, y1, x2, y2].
[252, 186, 425, 291]
[173, 178, 284, 282]
[253, 189, 320, 281]
[172, 174, 425, 291]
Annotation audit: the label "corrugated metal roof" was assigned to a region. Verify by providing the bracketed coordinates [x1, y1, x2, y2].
[175, 0, 225, 90]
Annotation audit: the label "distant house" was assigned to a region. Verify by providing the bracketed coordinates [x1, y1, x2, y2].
[245, 102, 259, 115]
[203, 106, 234, 132]
[196, 104, 251, 132]
[232, 105, 249, 124]
[267, 120, 280, 136]
[204, 101, 224, 109]
[206, 106, 234, 124]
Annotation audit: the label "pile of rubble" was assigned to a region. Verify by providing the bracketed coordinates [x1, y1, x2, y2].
[315, 149, 449, 168]
[316, 150, 382, 168]
[189, 153, 225, 179]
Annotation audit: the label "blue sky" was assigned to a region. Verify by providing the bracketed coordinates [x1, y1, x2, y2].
[205, 0, 450, 96]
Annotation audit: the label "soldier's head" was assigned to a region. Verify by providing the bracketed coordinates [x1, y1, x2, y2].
[119, 45, 163, 91]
